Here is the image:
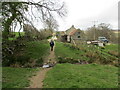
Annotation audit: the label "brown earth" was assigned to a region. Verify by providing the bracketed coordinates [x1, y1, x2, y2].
[28, 47, 56, 88]
[29, 67, 51, 88]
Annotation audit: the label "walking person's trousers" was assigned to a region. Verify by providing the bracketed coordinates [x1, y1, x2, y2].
[51, 46, 53, 51]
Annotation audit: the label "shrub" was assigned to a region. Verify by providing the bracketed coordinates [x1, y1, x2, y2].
[15, 55, 30, 65]
[58, 56, 68, 63]
[57, 56, 89, 64]
[35, 58, 43, 67]
[2, 55, 15, 67]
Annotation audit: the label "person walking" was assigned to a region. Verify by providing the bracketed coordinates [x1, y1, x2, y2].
[50, 40, 54, 51]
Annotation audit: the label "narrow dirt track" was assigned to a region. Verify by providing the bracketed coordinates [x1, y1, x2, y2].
[29, 68, 51, 88]
[28, 49, 56, 88]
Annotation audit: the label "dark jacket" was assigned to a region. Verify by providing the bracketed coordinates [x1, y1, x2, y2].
[50, 41, 54, 46]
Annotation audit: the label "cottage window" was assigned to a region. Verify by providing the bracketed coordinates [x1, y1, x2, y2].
[78, 32, 80, 34]
[78, 36, 80, 38]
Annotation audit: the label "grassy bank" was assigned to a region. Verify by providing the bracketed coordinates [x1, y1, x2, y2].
[43, 63, 118, 88]
[105, 44, 118, 51]
[3, 40, 50, 67]
[2, 67, 39, 88]
[55, 42, 118, 66]
[24, 40, 49, 59]
[22, 40, 50, 67]
[55, 42, 89, 61]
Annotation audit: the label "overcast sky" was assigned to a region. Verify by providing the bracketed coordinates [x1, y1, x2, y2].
[23, 0, 119, 31]
[58, 0, 119, 31]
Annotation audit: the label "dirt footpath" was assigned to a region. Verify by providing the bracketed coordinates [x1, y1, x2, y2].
[29, 68, 51, 88]
[28, 50, 56, 88]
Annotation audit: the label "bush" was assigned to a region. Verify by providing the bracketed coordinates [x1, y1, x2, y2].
[57, 56, 88, 64]
[2, 39, 49, 67]
[15, 55, 30, 65]
[2, 38, 27, 66]
[2, 55, 15, 67]
[35, 58, 43, 67]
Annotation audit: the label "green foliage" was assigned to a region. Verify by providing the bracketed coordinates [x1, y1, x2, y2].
[35, 58, 43, 67]
[2, 67, 39, 88]
[8, 32, 25, 41]
[12, 32, 25, 37]
[2, 39, 25, 66]
[79, 44, 118, 66]
[43, 64, 118, 88]
[58, 56, 79, 64]
[2, 40, 49, 67]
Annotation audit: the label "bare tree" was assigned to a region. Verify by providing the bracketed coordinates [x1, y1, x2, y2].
[1, 0, 67, 40]
[86, 26, 98, 40]
[86, 23, 116, 42]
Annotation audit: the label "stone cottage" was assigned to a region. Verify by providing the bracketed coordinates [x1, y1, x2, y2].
[64, 25, 83, 43]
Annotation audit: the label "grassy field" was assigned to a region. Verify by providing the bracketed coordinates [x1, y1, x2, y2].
[2, 67, 39, 88]
[43, 63, 118, 88]
[55, 42, 89, 61]
[2, 40, 118, 88]
[45, 42, 118, 88]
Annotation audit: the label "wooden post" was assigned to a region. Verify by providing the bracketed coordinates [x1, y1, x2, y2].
[71, 37, 76, 46]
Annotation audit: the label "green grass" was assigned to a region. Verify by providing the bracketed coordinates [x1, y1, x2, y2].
[43, 63, 118, 88]
[2, 67, 39, 88]
[98, 44, 119, 61]
[23, 40, 50, 67]
[55, 42, 89, 61]
[105, 44, 119, 52]
[2, 40, 50, 88]
[14, 32, 25, 37]
[8, 32, 25, 40]
[24, 40, 49, 59]
[0, 67, 2, 88]
[55, 42, 118, 65]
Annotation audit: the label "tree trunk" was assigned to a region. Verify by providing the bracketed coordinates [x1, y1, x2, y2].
[3, 13, 17, 40]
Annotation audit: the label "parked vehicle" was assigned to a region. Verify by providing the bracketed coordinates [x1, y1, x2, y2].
[98, 37, 109, 43]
